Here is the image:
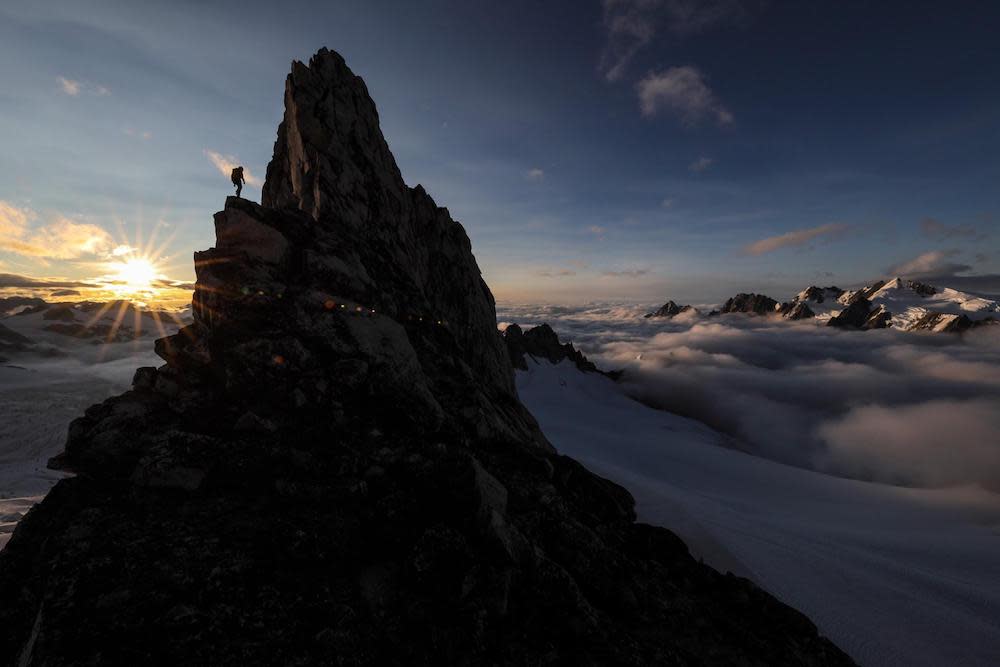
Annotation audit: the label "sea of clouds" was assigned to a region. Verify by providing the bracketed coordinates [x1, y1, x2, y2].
[497, 303, 1000, 490]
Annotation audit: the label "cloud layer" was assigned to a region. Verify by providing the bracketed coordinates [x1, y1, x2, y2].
[497, 302, 1000, 489]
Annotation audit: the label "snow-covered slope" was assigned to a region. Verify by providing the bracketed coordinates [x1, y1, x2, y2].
[826, 277, 999, 329]
[517, 358, 1000, 667]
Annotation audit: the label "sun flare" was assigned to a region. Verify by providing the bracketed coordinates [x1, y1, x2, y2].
[111, 256, 159, 293]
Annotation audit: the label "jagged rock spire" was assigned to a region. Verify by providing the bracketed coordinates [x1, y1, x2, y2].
[0, 48, 853, 666]
[262, 48, 405, 221]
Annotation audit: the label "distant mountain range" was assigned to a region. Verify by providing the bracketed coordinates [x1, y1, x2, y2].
[0, 296, 190, 360]
[645, 277, 1000, 333]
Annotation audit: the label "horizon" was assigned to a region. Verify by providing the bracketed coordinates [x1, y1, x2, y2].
[2, 1, 999, 307]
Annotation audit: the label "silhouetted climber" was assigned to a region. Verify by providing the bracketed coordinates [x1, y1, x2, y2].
[231, 166, 245, 198]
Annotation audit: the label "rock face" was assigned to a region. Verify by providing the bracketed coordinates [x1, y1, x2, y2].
[720, 292, 779, 315]
[0, 49, 852, 666]
[779, 301, 816, 320]
[503, 323, 599, 374]
[644, 300, 694, 318]
[827, 298, 890, 330]
[796, 286, 844, 304]
[909, 312, 977, 332]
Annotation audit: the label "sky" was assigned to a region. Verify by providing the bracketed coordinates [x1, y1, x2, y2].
[1, 0, 999, 305]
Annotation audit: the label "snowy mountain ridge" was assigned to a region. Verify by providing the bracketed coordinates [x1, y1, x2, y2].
[646, 276, 999, 332]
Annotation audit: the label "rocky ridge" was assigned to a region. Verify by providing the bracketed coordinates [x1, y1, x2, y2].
[644, 300, 695, 318]
[0, 49, 852, 666]
[502, 323, 612, 377]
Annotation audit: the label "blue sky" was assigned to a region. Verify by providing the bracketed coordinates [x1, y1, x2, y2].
[1, 0, 998, 304]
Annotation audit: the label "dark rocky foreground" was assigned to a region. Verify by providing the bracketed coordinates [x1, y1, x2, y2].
[0, 49, 853, 666]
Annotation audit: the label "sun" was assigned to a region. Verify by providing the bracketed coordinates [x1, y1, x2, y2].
[112, 256, 159, 293]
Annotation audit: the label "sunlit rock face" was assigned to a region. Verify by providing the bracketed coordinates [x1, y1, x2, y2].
[0, 49, 853, 666]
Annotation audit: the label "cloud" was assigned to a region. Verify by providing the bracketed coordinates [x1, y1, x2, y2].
[887, 250, 971, 278]
[601, 269, 651, 278]
[920, 218, 985, 241]
[525, 168, 545, 182]
[0, 201, 31, 237]
[688, 156, 713, 172]
[204, 150, 261, 187]
[124, 128, 153, 140]
[535, 269, 577, 278]
[57, 77, 109, 96]
[0, 202, 114, 260]
[587, 225, 607, 237]
[637, 66, 733, 124]
[818, 400, 1000, 488]
[57, 76, 81, 96]
[743, 223, 850, 256]
[49, 289, 81, 297]
[497, 302, 1000, 488]
[599, 0, 746, 81]
[661, 198, 674, 208]
[0, 273, 94, 289]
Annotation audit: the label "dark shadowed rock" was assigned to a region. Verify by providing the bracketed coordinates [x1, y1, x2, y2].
[643, 300, 694, 318]
[41, 304, 77, 321]
[864, 304, 892, 329]
[796, 286, 844, 304]
[906, 280, 937, 296]
[910, 312, 975, 332]
[503, 323, 602, 374]
[721, 292, 780, 315]
[827, 298, 872, 329]
[0, 296, 47, 316]
[0, 48, 852, 667]
[779, 301, 816, 320]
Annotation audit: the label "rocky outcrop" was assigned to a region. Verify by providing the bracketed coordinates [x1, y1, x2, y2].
[909, 312, 977, 332]
[0, 48, 852, 666]
[906, 280, 936, 296]
[0, 296, 47, 316]
[644, 300, 694, 318]
[503, 323, 600, 374]
[827, 298, 890, 330]
[720, 292, 780, 315]
[827, 298, 873, 329]
[796, 286, 844, 304]
[779, 301, 816, 320]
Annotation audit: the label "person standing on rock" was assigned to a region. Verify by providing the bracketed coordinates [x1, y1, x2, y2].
[231, 166, 245, 198]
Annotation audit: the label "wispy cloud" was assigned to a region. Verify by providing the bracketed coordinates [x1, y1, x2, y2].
[599, 0, 746, 82]
[887, 249, 971, 278]
[525, 167, 545, 182]
[124, 128, 152, 140]
[920, 218, 986, 241]
[535, 269, 577, 278]
[638, 67, 733, 124]
[57, 76, 110, 97]
[0, 201, 114, 260]
[602, 268, 651, 278]
[586, 224, 607, 237]
[688, 156, 714, 172]
[0, 273, 95, 289]
[204, 150, 261, 187]
[743, 223, 850, 256]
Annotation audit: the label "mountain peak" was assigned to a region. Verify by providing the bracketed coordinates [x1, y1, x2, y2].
[0, 48, 851, 666]
[262, 48, 404, 220]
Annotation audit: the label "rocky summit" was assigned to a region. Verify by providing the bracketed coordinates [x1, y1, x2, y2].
[0, 49, 852, 666]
